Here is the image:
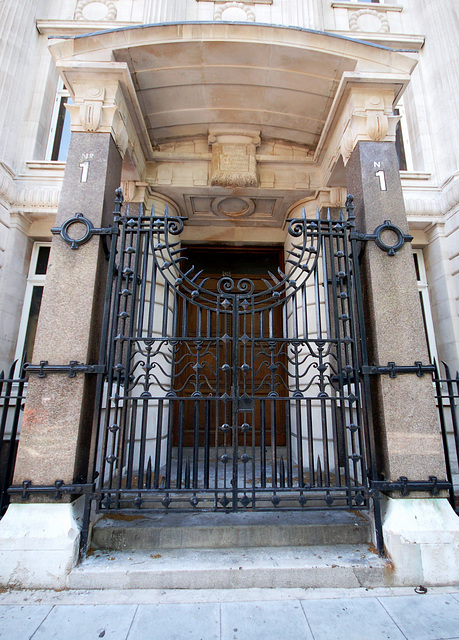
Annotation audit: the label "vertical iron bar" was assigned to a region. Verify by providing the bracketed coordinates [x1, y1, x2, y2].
[347, 197, 383, 554]
[232, 295, 239, 511]
[434, 362, 456, 509]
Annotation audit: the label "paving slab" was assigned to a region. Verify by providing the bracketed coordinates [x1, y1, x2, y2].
[29, 604, 138, 640]
[221, 600, 314, 640]
[378, 594, 459, 640]
[0, 604, 52, 640]
[127, 603, 220, 640]
[301, 597, 407, 640]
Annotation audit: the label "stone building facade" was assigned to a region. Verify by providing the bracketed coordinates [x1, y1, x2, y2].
[0, 0, 457, 588]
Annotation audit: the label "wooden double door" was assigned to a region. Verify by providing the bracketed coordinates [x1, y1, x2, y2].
[173, 246, 286, 448]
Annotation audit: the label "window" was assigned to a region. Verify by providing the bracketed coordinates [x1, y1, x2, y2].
[14, 243, 51, 364]
[393, 102, 413, 172]
[46, 82, 73, 161]
[413, 249, 439, 366]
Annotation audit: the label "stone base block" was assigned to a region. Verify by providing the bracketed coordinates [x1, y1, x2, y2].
[382, 497, 459, 586]
[0, 500, 83, 589]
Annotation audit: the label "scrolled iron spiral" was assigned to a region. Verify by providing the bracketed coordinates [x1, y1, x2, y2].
[288, 218, 306, 238]
[166, 216, 184, 235]
[237, 278, 254, 294]
[217, 276, 235, 294]
[217, 276, 255, 295]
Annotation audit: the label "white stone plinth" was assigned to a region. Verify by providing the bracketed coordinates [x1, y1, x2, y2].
[0, 500, 83, 589]
[382, 497, 459, 586]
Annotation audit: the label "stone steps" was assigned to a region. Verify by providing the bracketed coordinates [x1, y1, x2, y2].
[90, 510, 371, 550]
[71, 510, 394, 590]
[69, 544, 391, 590]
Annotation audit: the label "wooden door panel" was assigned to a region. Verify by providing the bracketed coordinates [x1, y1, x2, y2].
[173, 247, 285, 447]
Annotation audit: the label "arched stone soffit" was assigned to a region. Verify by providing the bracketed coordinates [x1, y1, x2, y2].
[50, 23, 417, 155]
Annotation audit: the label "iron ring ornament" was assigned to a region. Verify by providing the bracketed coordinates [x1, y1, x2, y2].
[373, 220, 413, 256]
[51, 213, 115, 250]
[350, 219, 413, 256]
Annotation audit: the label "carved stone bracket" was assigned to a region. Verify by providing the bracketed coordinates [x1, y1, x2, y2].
[339, 89, 399, 164]
[208, 129, 260, 188]
[66, 82, 130, 157]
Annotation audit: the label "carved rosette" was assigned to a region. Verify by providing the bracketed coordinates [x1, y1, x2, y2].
[209, 130, 260, 188]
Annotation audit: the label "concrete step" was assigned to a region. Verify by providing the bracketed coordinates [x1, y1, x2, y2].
[69, 544, 391, 590]
[90, 510, 371, 551]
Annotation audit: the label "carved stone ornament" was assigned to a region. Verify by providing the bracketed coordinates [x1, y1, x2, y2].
[338, 89, 399, 164]
[349, 9, 390, 34]
[209, 130, 260, 188]
[211, 196, 256, 218]
[120, 181, 137, 203]
[366, 113, 389, 141]
[214, 3, 256, 22]
[79, 101, 103, 132]
[74, 0, 117, 21]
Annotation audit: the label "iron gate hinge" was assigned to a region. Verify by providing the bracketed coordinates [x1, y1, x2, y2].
[25, 361, 105, 378]
[350, 220, 413, 256]
[51, 213, 118, 250]
[371, 476, 451, 498]
[361, 362, 435, 378]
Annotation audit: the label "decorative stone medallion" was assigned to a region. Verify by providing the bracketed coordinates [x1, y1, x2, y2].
[214, 3, 256, 22]
[74, 0, 117, 21]
[349, 9, 390, 33]
[211, 196, 256, 218]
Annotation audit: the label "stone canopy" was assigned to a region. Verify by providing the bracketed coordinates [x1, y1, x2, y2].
[48, 22, 418, 227]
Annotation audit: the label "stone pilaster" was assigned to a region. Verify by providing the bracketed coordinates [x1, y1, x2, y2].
[346, 141, 446, 483]
[13, 126, 122, 488]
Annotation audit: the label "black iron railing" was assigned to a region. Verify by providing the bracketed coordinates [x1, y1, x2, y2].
[0, 358, 27, 517]
[435, 361, 459, 513]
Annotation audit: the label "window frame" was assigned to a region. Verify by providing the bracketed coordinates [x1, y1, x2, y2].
[45, 81, 72, 162]
[394, 101, 413, 172]
[14, 242, 51, 366]
[413, 248, 439, 367]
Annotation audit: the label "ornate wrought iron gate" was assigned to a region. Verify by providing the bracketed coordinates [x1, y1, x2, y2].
[90, 193, 376, 514]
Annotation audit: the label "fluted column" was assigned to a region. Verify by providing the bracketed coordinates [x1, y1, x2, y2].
[0, 1, 43, 171]
[410, 0, 459, 181]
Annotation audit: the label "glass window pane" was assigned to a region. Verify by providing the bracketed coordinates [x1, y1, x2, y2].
[35, 246, 50, 275]
[23, 286, 44, 361]
[51, 97, 73, 162]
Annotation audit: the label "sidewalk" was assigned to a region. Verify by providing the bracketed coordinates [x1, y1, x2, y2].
[1, 586, 459, 640]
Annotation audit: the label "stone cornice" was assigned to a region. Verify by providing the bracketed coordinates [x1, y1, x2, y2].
[37, 20, 142, 36]
[0, 163, 16, 206]
[0, 162, 63, 215]
[329, 31, 425, 51]
[331, 2, 402, 11]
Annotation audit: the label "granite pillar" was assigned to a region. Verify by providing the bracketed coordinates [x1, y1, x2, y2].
[13, 131, 122, 489]
[346, 141, 446, 483]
